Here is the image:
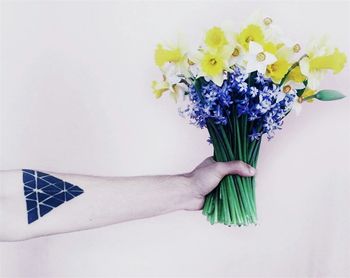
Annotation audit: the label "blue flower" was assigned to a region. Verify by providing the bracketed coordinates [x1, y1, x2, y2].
[181, 66, 294, 140]
[249, 129, 262, 141]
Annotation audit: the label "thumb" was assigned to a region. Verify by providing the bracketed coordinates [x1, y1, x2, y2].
[215, 161, 256, 178]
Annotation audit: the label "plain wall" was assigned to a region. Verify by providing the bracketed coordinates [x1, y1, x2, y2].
[1, 1, 349, 277]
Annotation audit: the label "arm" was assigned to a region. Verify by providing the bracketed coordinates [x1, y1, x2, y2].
[0, 157, 255, 241]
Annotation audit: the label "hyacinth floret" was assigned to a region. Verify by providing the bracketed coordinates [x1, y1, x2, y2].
[182, 67, 296, 140]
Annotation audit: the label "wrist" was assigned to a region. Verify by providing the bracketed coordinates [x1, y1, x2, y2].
[174, 173, 204, 211]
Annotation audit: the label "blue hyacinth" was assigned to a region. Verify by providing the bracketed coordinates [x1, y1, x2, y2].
[181, 66, 296, 140]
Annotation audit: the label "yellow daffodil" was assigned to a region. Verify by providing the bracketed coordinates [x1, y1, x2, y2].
[154, 41, 192, 80]
[205, 26, 228, 50]
[263, 41, 291, 83]
[263, 41, 279, 54]
[300, 38, 347, 89]
[154, 44, 185, 67]
[152, 80, 170, 98]
[151, 79, 187, 102]
[287, 66, 306, 83]
[302, 88, 316, 103]
[199, 50, 228, 86]
[266, 58, 290, 83]
[236, 24, 264, 50]
[309, 48, 347, 74]
[299, 57, 324, 89]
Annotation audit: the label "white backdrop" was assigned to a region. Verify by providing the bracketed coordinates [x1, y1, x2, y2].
[1, 1, 349, 277]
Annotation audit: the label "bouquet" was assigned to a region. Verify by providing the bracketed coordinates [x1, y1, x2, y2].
[151, 14, 347, 226]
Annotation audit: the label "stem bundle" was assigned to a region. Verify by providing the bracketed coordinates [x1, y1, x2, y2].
[202, 114, 262, 226]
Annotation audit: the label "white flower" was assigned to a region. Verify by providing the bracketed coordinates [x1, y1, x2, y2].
[291, 99, 302, 116]
[245, 42, 277, 74]
[226, 43, 246, 69]
[299, 36, 336, 90]
[276, 80, 305, 103]
[299, 57, 325, 90]
[245, 11, 293, 46]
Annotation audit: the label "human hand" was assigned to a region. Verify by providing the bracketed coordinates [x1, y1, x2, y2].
[183, 157, 256, 211]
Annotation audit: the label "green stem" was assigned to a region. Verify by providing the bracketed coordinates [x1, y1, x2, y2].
[279, 54, 308, 86]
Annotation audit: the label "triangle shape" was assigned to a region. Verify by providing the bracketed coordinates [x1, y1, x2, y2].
[53, 181, 65, 191]
[41, 184, 61, 195]
[54, 192, 65, 202]
[27, 207, 39, 224]
[37, 192, 50, 202]
[37, 178, 50, 189]
[22, 170, 84, 224]
[24, 186, 33, 196]
[24, 179, 36, 188]
[37, 171, 49, 177]
[68, 186, 84, 197]
[23, 172, 35, 185]
[42, 175, 62, 185]
[64, 182, 74, 190]
[26, 192, 37, 201]
[43, 197, 64, 207]
[65, 191, 75, 201]
[23, 169, 34, 175]
[26, 199, 37, 211]
[39, 204, 53, 217]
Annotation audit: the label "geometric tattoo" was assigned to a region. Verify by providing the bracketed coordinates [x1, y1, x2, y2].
[22, 169, 84, 224]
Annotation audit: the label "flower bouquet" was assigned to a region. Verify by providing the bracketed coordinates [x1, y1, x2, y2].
[151, 14, 347, 226]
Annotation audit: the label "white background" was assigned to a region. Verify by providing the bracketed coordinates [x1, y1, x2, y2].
[1, 1, 349, 277]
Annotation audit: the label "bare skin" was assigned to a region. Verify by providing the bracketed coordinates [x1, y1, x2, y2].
[0, 157, 255, 241]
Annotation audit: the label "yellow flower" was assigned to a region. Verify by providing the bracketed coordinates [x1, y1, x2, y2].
[151, 80, 169, 98]
[287, 66, 306, 83]
[262, 41, 291, 83]
[154, 44, 185, 68]
[309, 48, 347, 74]
[263, 41, 279, 54]
[236, 24, 264, 50]
[302, 88, 316, 103]
[200, 51, 226, 86]
[266, 58, 290, 83]
[205, 27, 228, 49]
[262, 42, 290, 83]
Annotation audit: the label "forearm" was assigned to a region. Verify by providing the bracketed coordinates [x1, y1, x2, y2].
[0, 170, 193, 241]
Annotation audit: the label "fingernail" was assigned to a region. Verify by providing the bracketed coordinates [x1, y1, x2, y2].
[249, 166, 256, 175]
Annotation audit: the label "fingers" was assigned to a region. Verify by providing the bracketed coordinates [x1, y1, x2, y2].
[215, 160, 256, 178]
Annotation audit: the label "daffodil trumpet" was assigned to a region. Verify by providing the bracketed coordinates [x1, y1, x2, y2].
[279, 54, 309, 86]
[152, 16, 347, 226]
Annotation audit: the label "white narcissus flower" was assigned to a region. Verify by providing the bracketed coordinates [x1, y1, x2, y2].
[152, 79, 188, 102]
[224, 42, 246, 69]
[298, 36, 346, 90]
[276, 80, 305, 103]
[155, 34, 192, 79]
[245, 41, 277, 74]
[299, 57, 326, 90]
[244, 11, 293, 46]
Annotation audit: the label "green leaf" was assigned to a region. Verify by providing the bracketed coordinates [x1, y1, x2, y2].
[297, 79, 308, 97]
[314, 90, 346, 101]
[194, 77, 204, 92]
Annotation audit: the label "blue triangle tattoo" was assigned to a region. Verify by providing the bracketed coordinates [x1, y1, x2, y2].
[22, 169, 84, 224]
